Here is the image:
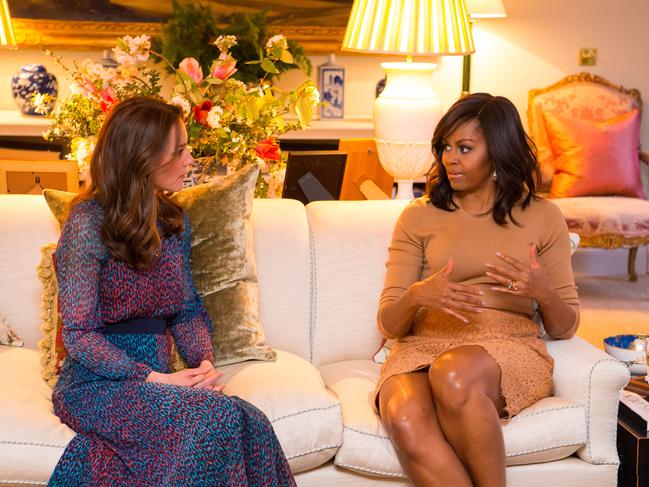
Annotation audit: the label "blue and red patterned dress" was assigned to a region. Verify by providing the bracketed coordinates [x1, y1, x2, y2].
[48, 200, 295, 487]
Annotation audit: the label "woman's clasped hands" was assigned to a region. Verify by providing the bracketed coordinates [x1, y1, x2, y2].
[146, 360, 225, 392]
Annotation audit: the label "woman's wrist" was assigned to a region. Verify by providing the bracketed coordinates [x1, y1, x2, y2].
[146, 371, 166, 383]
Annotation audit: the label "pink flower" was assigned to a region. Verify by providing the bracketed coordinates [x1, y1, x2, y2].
[193, 100, 213, 126]
[255, 137, 281, 161]
[211, 52, 237, 81]
[98, 87, 118, 113]
[179, 57, 204, 84]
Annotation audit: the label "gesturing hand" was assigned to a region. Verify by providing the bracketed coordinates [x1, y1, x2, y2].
[485, 244, 554, 302]
[146, 360, 225, 392]
[409, 257, 485, 323]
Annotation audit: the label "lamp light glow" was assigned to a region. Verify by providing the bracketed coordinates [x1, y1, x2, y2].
[465, 0, 507, 19]
[0, 0, 16, 48]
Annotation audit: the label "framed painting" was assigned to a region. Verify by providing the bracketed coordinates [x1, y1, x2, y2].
[9, 0, 353, 53]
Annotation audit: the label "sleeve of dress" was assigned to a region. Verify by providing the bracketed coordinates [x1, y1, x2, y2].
[377, 204, 425, 329]
[55, 203, 152, 381]
[168, 216, 214, 368]
[537, 201, 580, 326]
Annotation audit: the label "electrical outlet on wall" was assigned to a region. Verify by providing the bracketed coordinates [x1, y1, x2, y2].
[579, 48, 597, 66]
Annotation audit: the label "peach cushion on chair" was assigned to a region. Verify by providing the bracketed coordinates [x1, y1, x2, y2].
[544, 109, 644, 199]
[528, 75, 640, 190]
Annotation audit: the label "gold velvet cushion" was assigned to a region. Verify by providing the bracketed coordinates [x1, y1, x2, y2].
[41, 164, 274, 384]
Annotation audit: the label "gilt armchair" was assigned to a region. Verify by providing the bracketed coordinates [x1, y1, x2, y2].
[528, 73, 649, 280]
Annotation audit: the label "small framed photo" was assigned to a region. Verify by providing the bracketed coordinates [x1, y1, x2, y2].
[319, 65, 345, 120]
[0, 159, 79, 194]
[281, 151, 347, 205]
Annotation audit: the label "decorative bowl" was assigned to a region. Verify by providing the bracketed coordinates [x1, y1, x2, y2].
[603, 334, 648, 375]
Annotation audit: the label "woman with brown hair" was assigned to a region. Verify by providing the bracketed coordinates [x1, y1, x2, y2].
[376, 93, 579, 486]
[48, 96, 295, 486]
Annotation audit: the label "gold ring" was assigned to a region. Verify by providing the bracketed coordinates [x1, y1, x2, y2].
[508, 280, 519, 291]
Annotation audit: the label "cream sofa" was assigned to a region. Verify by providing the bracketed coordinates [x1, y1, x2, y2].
[0, 194, 630, 486]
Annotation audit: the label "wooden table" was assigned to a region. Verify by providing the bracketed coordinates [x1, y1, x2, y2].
[618, 376, 649, 486]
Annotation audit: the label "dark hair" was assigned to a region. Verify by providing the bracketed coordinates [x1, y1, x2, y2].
[427, 93, 540, 225]
[75, 96, 185, 270]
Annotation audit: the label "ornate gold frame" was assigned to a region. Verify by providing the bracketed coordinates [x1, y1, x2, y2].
[12, 18, 346, 53]
[527, 72, 643, 124]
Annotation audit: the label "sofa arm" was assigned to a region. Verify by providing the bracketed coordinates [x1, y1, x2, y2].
[545, 336, 629, 465]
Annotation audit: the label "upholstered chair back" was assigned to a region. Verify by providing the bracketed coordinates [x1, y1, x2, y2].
[527, 72, 642, 190]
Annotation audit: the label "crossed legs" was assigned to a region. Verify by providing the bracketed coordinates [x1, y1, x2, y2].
[378, 345, 506, 487]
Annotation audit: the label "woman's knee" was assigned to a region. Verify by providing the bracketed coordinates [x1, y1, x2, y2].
[381, 396, 437, 457]
[429, 348, 498, 412]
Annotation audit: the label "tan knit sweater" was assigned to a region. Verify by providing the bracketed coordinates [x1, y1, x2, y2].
[379, 196, 580, 330]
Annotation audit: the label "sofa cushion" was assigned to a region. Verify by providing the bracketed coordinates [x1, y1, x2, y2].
[319, 360, 586, 478]
[0, 347, 74, 485]
[220, 349, 343, 473]
[0, 308, 23, 347]
[306, 200, 409, 366]
[0, 196, 60, 350]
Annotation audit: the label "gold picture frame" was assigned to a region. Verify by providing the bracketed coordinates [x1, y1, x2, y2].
[11, 0, 349, 54]
[0, 159, 79, 194]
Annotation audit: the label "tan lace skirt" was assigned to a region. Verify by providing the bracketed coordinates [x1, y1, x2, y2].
[375, 308, 553, 417]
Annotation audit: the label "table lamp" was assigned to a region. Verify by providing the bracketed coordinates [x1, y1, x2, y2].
[342, 0, 474, 199]
[0, 0, 16, 48]
[462, 0, 507, 95]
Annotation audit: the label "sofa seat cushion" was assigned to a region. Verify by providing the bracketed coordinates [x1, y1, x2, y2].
[319, 360, 587, 478]
[551, 196, 649, 248]
[220, 349, 343, 473]
[0, 346, 74, 485]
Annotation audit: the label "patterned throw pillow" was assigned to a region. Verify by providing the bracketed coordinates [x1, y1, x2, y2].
[41, 164, 274, 386]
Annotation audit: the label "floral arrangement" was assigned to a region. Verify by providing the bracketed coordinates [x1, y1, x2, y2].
[36, 33, 319, 197]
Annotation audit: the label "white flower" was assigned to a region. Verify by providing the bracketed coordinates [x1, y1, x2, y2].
[305, 86, 320, 107]
[112, 35, 150, 65]
[266, 34, 288, 52]
[68, 137, 95, 173]
[213, 35, 237, 53]
[169, 94, 191, 117]
[32, 93, 51, 114]
[206, 105, 224, 129]
[69, 82, 83, 95]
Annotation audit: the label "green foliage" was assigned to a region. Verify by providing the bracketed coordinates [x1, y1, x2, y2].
[153, 1, 312, 84]
[151, 0, 219, 75]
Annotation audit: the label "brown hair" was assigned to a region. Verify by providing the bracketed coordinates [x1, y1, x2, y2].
[75, 96, 185, 270]
[427, 93, 541, 225]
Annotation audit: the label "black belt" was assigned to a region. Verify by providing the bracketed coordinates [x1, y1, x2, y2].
[103, 318, 168, 335]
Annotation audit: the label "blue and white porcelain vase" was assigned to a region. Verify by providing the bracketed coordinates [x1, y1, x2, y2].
[11, 64, 58, 116]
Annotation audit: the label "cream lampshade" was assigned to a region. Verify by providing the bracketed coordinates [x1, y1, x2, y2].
[342, 0, 474, 199]
[0, 0, 16, 48]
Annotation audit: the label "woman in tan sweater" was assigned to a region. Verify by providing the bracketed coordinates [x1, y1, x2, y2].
[376, 93, 579, 487]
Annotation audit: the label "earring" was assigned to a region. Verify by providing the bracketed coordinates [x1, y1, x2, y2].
[492, 169, 498, 181]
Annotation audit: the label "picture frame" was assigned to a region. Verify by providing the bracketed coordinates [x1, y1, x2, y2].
[282, 151, 347, 205]
[9, 1, 352, 53]
[0, 160, 79, 194]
